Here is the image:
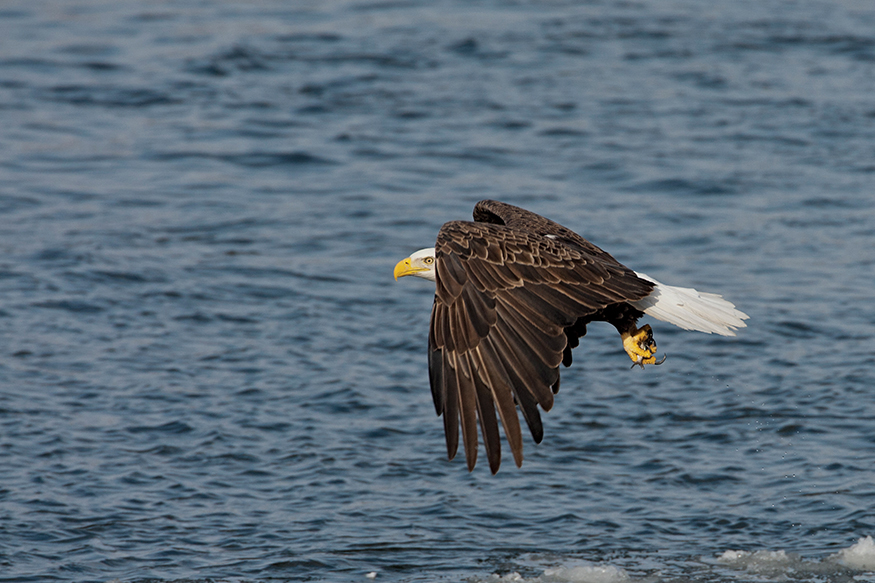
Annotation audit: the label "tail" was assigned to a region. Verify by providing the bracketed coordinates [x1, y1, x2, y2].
[630, 272, 749, 337]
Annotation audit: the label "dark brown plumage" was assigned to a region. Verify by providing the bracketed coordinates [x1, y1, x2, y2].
[428, 200, 654, 473]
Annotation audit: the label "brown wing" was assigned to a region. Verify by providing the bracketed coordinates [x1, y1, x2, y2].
[429, 205, 653, 474]
[473, 199, 632, 267]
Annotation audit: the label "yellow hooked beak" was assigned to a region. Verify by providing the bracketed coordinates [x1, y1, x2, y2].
[394, 257, 426, 280]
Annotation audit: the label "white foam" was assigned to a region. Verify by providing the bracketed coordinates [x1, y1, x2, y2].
[716, 549, 797, 576]
[483, 539, 875, 583]
[832, 535, 875, 570]
[485, 563, 630, 583]
[487, 573, 526, 582]
[543, 564, 630, 583]
[717, 536, 875, 578]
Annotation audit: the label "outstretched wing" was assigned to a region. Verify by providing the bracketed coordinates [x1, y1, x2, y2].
[429, 207, 653, 474]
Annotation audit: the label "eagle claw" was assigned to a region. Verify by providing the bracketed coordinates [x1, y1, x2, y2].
[630, 354, 667, 369]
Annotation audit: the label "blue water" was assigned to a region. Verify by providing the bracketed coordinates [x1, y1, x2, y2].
[2, 1, 875, 582]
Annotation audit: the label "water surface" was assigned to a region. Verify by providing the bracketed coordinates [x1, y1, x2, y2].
[1, 1, 875, 582]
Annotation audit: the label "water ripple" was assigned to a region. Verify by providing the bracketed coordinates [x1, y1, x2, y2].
[1, 1, 874, 582]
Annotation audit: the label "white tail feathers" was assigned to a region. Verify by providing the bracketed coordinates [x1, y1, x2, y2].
[630, 272, 749, 337]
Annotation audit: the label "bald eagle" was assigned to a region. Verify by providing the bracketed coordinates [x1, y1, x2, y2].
[394, 200, 748, 473]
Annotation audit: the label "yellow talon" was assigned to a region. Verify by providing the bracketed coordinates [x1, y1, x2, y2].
[621, 324, 665, 368]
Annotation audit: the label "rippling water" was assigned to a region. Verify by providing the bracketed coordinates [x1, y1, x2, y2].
[2, 1, 875, 582]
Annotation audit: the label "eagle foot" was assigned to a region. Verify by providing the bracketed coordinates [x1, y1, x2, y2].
[621, 324, 665, 369]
